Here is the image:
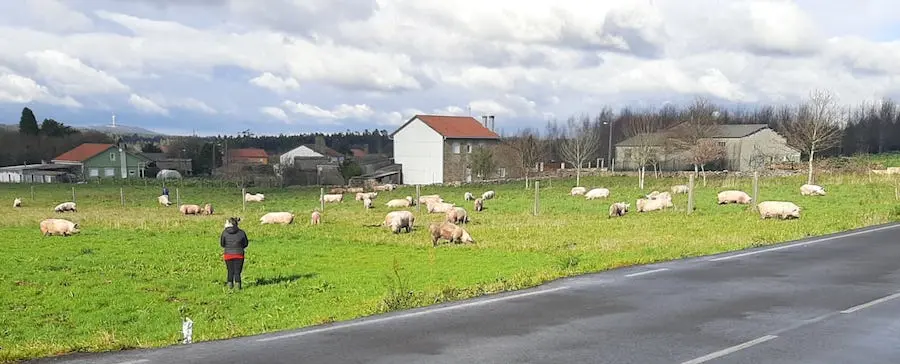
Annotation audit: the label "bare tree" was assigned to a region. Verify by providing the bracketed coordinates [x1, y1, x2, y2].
[624, 112, 660, 190]
[670, 97, 721, 176]
[780, 89, 844, 184]
[560, 114, 601, 187]
[691, 139, 726, 186]
[501, 128, 546, 188]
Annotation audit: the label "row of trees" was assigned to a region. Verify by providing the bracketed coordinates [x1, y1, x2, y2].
[499, 90, 849, 187]
[0, 108, 112, 167]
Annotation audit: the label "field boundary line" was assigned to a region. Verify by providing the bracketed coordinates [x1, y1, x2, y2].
[680, 335, 778, 364]
[709, 223, 900, 262]
[625, 268, 669, 277]
[256, 285, 570, 342]
[841, 292, 900, 314]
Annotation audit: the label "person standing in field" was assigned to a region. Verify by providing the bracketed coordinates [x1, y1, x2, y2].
[162, 186, 169, 197]
[220, 217, 249, 290]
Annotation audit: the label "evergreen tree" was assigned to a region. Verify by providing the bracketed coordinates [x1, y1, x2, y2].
[19, 107, 39, 136]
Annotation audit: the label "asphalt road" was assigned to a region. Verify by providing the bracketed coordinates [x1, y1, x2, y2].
[27, 222, 900, 364]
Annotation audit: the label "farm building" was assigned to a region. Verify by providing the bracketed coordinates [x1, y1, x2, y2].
[279, 138, 344, 167]
[52, 143, 151, 180]
[614, 124, 801, 171]
[390, 114, 502, 185]
[141, 153, 193, 176]
[227, 148, 269, 165]
[0, 163, 76, 183]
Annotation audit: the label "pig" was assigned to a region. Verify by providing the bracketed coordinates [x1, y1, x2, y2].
[363, 197, 373, 209]
[429, 222, 475, 246]
[54, 202, 77, 213]
[180, 204, 202, 215]
[386, 196, 414, 208]
[717, 190, 752, 204]
[609, 202, 629, 218]
[427, 201, 456, 214]
[464, 192, 475, 201]
[13, 198, 22, 208]
[202, 203, 214, 215]
[446, 207, 469, 224]
[474, 198, 484, 212]
[757, 201, 801, 220]
[800, 184, 826, 196]
[636, 198, 673, 212]
[384, 210, 415, 233]
[329, 187, 346, 194]
[671, 185, 690, 194]
[310, 210, 321, 225]
[356, 192, 378, 201]
[158, 195, 172, 206]
[647, 191, 671, 201]
[585, 188, 611, 200]
[244, 193, 265, 202]
[418, 195, 443, 204]
[346, 187, 364, 194]
[40, 218, 80, 236]
[481, 190, 496, 200]
[373, 184, 395, 192]
[571, 187, 587, 196]
[260, 212, 295, 224]
[321, 194, 344, 203]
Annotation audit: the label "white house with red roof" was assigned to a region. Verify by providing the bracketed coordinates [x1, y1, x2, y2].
[390, 115, 501, 185]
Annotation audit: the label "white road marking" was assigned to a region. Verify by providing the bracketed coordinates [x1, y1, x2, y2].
[680, 335, 778, 364]
[256, 285, 570, 342]
[709, 224, 900, 262]
[769, 313, 838, 336]
[113, 360, 149, 364]
[841, 292, 900, 314]
[625, 268, 669, 277]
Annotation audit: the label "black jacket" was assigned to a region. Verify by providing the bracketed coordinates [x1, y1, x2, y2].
[220, 226, 249, 255]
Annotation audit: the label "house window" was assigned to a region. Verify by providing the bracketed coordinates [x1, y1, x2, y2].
[717, 142, 726, 148]
[89, 168, 99, 177]
[452, 142, 461, 154]
[466, 144, 473, 153]
[110, 152, 116, 161]
[104, 168, 115, 177]
[499, 168, 507, 178]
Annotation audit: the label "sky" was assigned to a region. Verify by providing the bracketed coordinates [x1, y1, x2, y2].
[0, 0, 899, 136]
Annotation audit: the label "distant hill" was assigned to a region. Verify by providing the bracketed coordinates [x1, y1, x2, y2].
[82, 124, 167, 137]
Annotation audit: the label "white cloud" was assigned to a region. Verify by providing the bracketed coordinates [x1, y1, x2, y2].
[249, 72, 300, 93]
[260, 106, 289, 122]
[25, 50, 130, 95]
[0, 0, 898, 134]
[129, 93, 169, 115]
[0, 70, 82, 107]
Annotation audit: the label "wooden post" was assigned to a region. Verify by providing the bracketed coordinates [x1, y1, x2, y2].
[72, 187, 76, 203]
[752, 171, 759, 209]
[242, 188, 246, 211]
[534, 181, 540, 216]
[415, 185, 421, 212]
[120, 187, 125, 207]
[176, 188, 180, 207]
[319, 187, 325, 212]
[31, 185, 34, 200]
[687, 175, 695, 215]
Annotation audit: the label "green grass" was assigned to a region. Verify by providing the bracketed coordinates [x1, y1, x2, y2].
[1, 173, 899, 362]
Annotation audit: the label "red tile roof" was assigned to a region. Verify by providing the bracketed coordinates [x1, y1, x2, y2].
[229, 148, 268, 159]
[392, 115, 500, 139]
[53, 143, 115, 162]
[350, 148, 367, 157]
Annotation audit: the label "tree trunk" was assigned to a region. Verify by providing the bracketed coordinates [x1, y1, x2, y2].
[576, 166, 581, 187]
[693, 163, 699, 177]
[701, 164, 707, 187]
[639, 166, 645, 190]
[654, 163, 659, 178]
[807, 148, 815, 185]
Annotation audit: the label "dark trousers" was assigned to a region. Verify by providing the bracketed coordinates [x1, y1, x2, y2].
[225, 258, 244, 283]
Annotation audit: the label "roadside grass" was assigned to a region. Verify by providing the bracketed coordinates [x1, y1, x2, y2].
[1, 172, 899, 362]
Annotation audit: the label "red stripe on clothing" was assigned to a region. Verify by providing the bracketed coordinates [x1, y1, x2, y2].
[223, 254, 244, 260]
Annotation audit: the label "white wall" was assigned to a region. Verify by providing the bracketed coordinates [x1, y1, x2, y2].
[0, 171, 22, 183]
[393, 118, 443, 184]
[279, 146, 324, 166]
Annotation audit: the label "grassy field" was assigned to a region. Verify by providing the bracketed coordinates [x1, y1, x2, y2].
[1, 172, 899, 362]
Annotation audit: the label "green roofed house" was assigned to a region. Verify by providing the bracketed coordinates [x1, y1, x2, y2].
[52, 143, 152, 180]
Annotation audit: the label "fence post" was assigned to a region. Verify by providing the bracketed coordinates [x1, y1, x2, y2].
[534, 181, 540, 216]
[687, 175, 695, 215]
[176, 188, 180, 207]
[242, 188, 246, 211]
[415, 185, 421, 212]
[120, 187, 125, 207]
[72, 187, 76, 203]
[752, 171, 759, 210]
[31, 185, 34, 200]
[320, 187, 325, 212]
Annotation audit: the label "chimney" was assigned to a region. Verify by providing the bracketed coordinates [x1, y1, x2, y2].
[481, 115, 488, 127]
[489, 115, 495, 131]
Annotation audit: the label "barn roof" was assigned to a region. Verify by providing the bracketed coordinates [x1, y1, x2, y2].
[53, 143, 115, 162]
[390, 115, 500, 139]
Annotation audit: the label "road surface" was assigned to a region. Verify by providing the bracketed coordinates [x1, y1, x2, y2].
[28, 222, 900, 364]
